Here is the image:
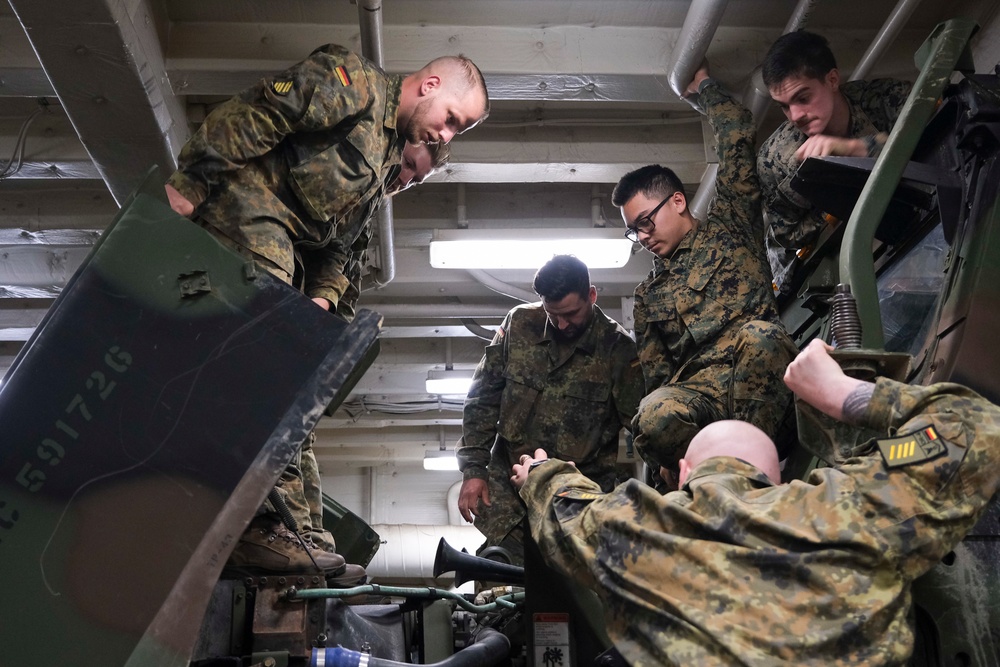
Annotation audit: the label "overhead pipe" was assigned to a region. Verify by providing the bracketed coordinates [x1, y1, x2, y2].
[743, 0, 820, 128]
[783, 0, 819, 35]
[467, 269, 537, 303]
[357, 0, 397, 287]
[850, 0, 925, 81]
[665, 0, 730, 100]
[665, 0, 729, 221]
[366, 523, 485, 581]
[457, 183, 469, 228]
[591, 185, 605, 227]
[689, 0, 820, 219]
[461, 318, 496, 341]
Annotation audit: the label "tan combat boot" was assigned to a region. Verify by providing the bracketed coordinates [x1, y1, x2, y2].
[227, 515, 346, 575]
[327, 563, 367, 588]
[307, 529, 367, 587]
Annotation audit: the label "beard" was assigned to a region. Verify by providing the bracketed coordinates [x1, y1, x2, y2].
[551, 309, 594, 343]
[403, 97, 435, 144]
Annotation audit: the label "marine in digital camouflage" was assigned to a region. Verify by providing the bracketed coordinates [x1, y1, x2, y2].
[167, 43, 405, 308]
[632, 81, 794, 474]
[757, 78, 912, 294]
[458, 302, 643, 548]
[521, 378, 1000, 666]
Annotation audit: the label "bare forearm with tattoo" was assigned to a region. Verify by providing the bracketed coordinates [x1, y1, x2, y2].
[841, 383, 875, 425]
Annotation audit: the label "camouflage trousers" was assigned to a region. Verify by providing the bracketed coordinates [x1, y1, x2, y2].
[195, 217, 335, 551]
[475, 523, 527, 568]
[634, 320, 797, 478]
[272, 432, 337, 550]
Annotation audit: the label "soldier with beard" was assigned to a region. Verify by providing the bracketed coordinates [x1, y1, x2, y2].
[457, 255, 643, 564]
[164, 44, 488, 577]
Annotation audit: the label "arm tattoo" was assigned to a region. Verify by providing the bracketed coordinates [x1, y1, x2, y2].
[842, 383, 875, 425]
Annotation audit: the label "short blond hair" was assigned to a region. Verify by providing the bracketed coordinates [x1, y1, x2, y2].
[423, 55, 490, 120]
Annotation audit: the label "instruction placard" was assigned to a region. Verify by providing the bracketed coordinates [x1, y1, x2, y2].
[534, 612, 571, 667]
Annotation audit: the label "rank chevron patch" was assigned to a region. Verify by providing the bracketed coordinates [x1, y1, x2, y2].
[271, 80, 294, 96]
[877, 426, 945, 468]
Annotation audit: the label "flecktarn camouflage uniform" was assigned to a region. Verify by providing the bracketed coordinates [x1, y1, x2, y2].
[167, 43, 405, 543]
[632, 81, 795, 475]
[757, 78, 912, 295]
[521, 378, 1000, 666]
[168, 43, 404, 309]
[458, 303, 643, 557]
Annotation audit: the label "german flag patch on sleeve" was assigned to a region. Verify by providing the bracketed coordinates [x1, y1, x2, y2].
[877, 426, 945, 468]
[271, 80, 294, 96]
[335, 65, 352, 87]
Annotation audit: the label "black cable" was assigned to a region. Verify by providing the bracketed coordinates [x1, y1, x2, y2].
[267, 487, 325, 572]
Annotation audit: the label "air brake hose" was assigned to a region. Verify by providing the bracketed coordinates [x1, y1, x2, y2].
[310, 627, 510, 667]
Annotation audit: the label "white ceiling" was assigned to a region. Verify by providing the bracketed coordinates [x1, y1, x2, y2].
[2, 0, 1000, 469]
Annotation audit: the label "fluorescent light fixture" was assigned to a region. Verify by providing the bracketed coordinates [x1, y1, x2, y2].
[423, 449, 460, 471]
[429, 228, 633, 270]
[426, 369, 475, 395]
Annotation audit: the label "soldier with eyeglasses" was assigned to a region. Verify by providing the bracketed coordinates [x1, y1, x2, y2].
[611, 61, 795, 489]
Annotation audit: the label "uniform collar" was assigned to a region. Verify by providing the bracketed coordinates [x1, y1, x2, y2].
[682, 456, 774, 490]
[384, 75, 402, 133]
[844, 89, 879, 138]
[651, 224, 698, 273]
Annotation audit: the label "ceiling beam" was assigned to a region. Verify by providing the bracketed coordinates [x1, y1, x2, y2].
[5, 0, 188, 204]
[3, 158, 706, 186]
[169, 69, 692, 107]
[430, 161, 706, 185]
[0, 68, 54, 97]
[0, 160, 102, 181]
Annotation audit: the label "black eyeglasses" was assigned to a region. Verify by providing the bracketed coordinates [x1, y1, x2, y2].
[624, 194, 672, 243]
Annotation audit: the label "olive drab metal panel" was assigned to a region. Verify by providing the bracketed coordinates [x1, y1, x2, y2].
[0, 175, 381, 667]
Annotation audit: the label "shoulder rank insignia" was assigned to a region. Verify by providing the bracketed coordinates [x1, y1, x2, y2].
[271, 80, 294, 96]
[556, 490, 601, 501]
[334, 65, 352, 87]
[877, 426, 945, 468]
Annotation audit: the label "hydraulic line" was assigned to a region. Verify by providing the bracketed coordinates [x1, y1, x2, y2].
[309, 627, 511, 667]
[290, 584, 524, 614]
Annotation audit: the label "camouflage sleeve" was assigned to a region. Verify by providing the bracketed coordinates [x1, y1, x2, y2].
[861, 78, 912, 133]
[612, 336, 643, 431]
[757, 132, 820, 250]
[699, 81, 762, 244]
[848, 378, 1000, 575]
[519, 459, 607, 586]
[459, 313, 513, 480]
[334, 241, 371, 322]
[859, 78, 912, 158]
[300, 242, 353, 310]
[302, 213, 376, 307]
[633, 282, 673, 391]
[168, 46, 372, 210]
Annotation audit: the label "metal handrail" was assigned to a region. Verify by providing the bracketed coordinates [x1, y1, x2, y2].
[839, 17, 978, 349]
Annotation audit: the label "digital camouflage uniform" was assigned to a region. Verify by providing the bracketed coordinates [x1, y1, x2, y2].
[167, 43, 405, 543]
[632, 81, 795, 474]
[521, 378, 1000, 666]
[757, 78, 912, 294]
[458, 303, 643, 556]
